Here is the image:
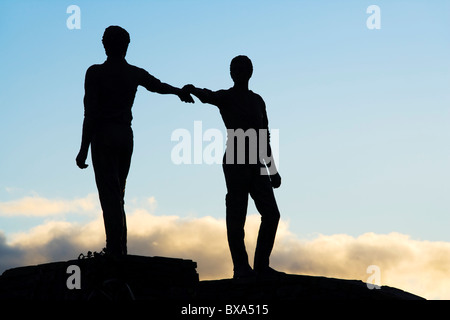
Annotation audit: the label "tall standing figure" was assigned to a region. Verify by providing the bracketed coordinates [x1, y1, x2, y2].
[183, 56, 283, 279]
[76, 26, 193, 256]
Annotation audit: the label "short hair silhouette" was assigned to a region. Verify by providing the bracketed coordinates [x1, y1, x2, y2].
[102, 25, 130, 58]
[230, 55, 253, 83]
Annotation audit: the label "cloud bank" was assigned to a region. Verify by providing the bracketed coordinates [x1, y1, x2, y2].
[0, 195, 449, 299]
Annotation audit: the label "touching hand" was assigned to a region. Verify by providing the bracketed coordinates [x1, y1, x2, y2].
[182, 84, 195, 93]
[178, 88, 194, 103]
[270, 172, 281, 188]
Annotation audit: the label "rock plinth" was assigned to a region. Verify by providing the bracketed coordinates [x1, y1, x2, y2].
[0, 255, 424, 301]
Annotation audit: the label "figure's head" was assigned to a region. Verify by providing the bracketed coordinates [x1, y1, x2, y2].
[230, 55, 253, 85]
[102, 25, 130, 58]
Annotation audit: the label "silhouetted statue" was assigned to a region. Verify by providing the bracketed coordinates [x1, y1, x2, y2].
[183, 56, 283, 279]
[76, 25, 193, 257]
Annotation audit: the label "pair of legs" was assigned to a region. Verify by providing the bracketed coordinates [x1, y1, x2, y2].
[91, 124, 133, 256]
[223, 163, 280, 277]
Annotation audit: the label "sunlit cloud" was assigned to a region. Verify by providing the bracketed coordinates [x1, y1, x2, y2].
[270, 228, 450, 300]
[0, 195, 450, 299]
[0, 193, 99, 217]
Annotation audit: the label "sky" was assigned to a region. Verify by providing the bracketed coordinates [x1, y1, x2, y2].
[0, 0, 449, 299]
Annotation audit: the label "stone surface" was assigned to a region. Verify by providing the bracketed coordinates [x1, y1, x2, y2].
[0, 255, 424, 301]
[198, 274, 424, 300]
[0, 255, 199, 300]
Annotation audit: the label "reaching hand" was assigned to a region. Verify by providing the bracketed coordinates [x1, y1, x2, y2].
[270, 172, 281, 188]
[183, 84, 195, 93]
[178, 88, 194, 103]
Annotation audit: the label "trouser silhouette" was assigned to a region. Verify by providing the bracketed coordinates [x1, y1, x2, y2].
[223, 163, 280, 272]
[91, 123, 133, 256]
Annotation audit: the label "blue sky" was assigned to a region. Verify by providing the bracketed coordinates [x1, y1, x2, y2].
[0, 0, 449, 298]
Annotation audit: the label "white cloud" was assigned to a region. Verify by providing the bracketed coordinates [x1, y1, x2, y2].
[0, 193, 99, 217]
[270, 228, 450, 300]
[1, 195, 450, 299]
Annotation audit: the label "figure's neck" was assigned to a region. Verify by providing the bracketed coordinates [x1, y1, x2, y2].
[106, 56, 126, 63]
[233, 82, 249, 92]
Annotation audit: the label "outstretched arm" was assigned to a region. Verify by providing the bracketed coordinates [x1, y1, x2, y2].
[182, 84, 220, 106]
[153, 82, 194, 103]
[140, 70, 194, 103]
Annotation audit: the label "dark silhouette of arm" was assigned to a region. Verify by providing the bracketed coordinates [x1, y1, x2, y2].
[76, 66, 98, 169]
[182, 84, 221, 106]
[260, 99, 281, 188]
[141, 71, 193, 103]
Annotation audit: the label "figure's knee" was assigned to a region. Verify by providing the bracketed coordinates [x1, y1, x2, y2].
[225, 192, 248, 211]
[262, 208, 280, 225]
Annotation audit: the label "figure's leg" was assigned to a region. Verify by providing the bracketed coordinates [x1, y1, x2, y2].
[250, 168, 281, 272]
[92, 136, 129, 256]
[223, 164, 253, 277]
[117, 132, 133, 255]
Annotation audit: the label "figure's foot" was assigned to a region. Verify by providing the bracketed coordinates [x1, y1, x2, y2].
[78, 247, 110, 259]
[101, 247, 127, 263]
[255, 266, 285, 279]
[233, 265, 256, 280]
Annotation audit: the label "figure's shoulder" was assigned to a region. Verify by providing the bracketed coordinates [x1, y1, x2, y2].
[214, 88, 234, 102]
[127, 64, 159, 82]
[249, 90, 266, 105]
[84, 64, 103, 81]
[126, 62, 144, 72]
[249, 90, 262, 98]
[202, 87, 231, 99]
[217, 88, 232, 95]
[124, 62, 148, 75]
[86, 63, 102, 73]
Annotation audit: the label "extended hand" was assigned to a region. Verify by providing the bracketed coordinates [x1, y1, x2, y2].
[183, 84, 195, 92]
[270, 172, 281, 188]
[178, 88, 194, 103]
